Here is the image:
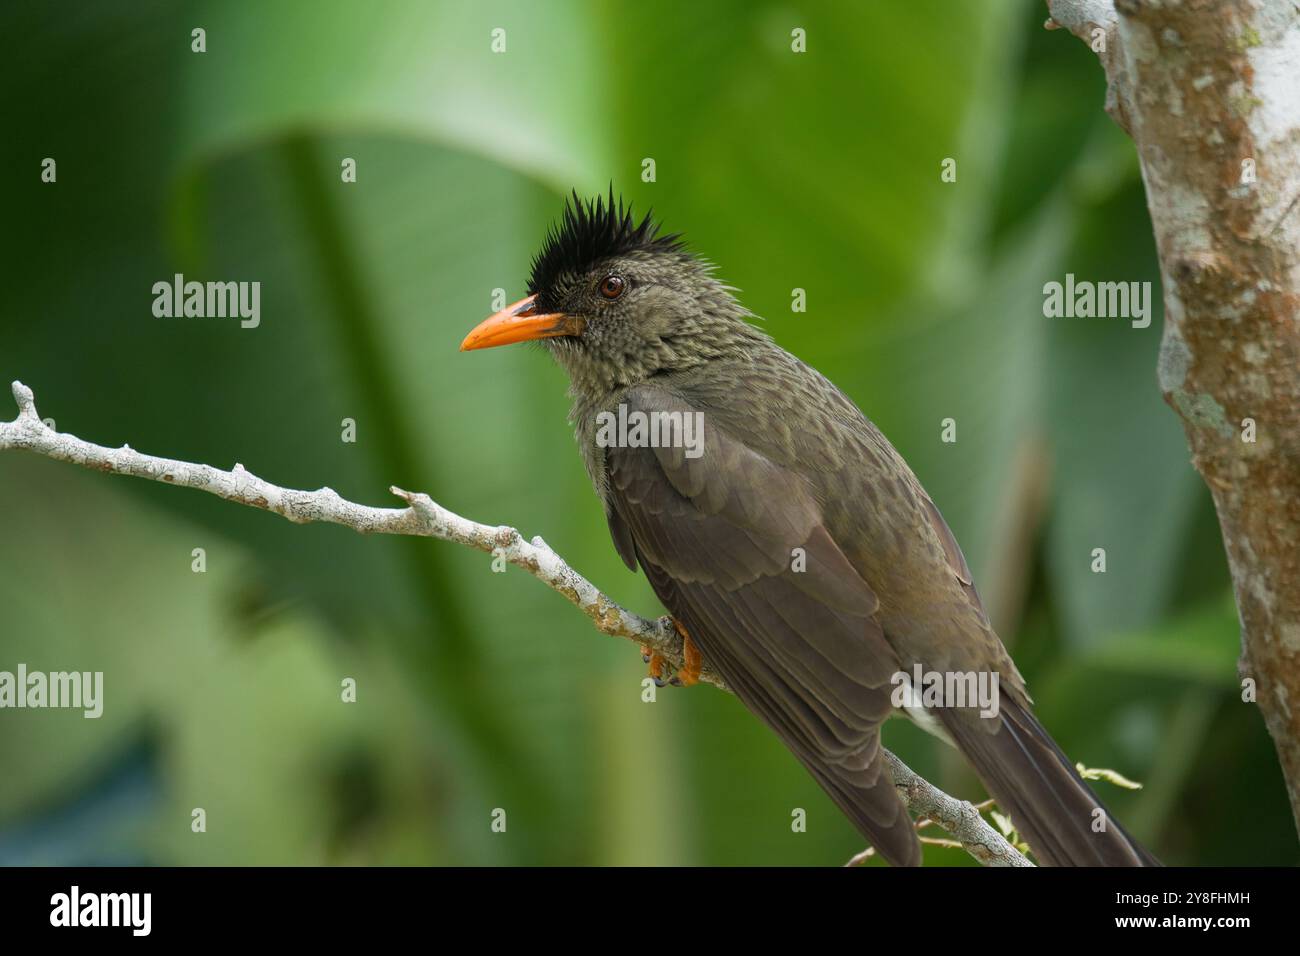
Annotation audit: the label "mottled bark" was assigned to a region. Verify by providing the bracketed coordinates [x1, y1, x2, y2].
[1048, 0, 1300, 832]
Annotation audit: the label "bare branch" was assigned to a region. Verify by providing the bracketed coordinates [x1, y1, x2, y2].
[878, 753, 1034, 867]
[0, 380, 1030, 867]
[1047, 0, 1300, 834]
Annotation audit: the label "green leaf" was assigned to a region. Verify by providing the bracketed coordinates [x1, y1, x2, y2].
[1081, 593, 1241, 685]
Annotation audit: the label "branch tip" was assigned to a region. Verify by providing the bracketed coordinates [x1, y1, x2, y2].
[11, 381, 37, 420]
[395, 487, 436, 517]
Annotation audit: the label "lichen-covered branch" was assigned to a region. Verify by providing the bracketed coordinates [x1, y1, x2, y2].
[0, 380, 1029, 866]
[877, 755, 1033, 867]
[1047, 0, 1300, 832]
[0, 381, 695, 678]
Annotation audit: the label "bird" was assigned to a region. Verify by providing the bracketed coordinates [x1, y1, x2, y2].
[460, 191, 1158, 867]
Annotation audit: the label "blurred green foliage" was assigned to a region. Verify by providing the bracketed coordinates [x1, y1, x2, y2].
[0, 0, 1293, 865]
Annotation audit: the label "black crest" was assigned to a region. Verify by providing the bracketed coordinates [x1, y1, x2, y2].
[527, 190, 682, 304]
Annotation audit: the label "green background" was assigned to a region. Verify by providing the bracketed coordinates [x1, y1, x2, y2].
[0, 0, 1292, 865]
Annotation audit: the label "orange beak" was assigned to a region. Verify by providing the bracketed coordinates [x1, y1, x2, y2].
[460, 294, 584, 351]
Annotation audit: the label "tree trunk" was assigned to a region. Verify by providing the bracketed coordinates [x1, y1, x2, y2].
[1048, 0, 1300, 833]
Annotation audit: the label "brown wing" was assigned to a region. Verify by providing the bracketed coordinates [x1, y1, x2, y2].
[603, 386, 920, 865]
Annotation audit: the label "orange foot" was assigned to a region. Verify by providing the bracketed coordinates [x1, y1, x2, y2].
[641, 620, 703, 687]
[640, 644, 668, 686]
[669, 620, 702, 687]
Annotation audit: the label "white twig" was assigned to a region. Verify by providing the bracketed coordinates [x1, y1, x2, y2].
[0, 380, 1030, 867]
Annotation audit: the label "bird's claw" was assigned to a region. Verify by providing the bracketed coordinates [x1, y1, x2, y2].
[641, 622, 703, 687]
[641, 644, 668, 685]
[672, 620, 703, 687]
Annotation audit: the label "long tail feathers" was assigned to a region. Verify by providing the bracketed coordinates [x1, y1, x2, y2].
[805, 749, 922, 867]
[938, 694, 1159, 866]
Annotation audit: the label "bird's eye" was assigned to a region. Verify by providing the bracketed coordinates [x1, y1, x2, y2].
[598, 275, 626, 300]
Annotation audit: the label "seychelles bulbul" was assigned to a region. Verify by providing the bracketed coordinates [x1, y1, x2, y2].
[461, 192, 1157, 867]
